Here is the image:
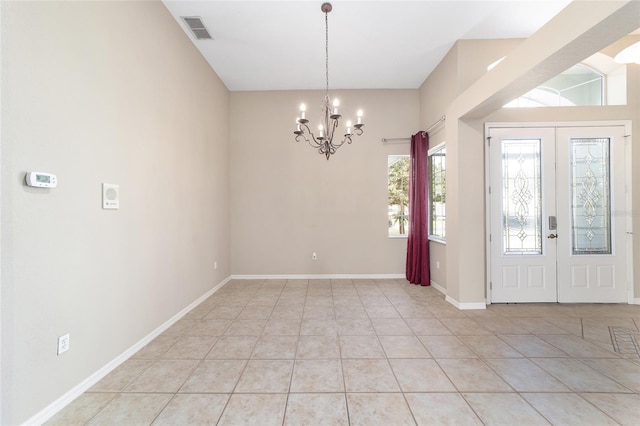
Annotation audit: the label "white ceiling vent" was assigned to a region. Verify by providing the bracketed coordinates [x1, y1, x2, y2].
[181, 16, 213, 40]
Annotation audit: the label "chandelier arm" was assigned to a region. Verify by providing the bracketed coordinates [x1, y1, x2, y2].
[296, 122, 323, 149]
[328, 119, 342, 148]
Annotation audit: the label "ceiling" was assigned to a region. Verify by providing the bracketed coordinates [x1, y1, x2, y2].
[162, 0, 573, 91]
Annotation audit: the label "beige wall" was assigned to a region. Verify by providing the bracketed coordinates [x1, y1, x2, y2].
[419, 39, 523, 292]
[230, 90, 419, 276]
[1, 1, 230, 423]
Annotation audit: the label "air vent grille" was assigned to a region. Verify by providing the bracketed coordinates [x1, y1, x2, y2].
[181, 16, 213, 40]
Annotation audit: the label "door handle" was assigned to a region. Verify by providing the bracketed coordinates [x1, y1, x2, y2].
[547, 234, 558, 239]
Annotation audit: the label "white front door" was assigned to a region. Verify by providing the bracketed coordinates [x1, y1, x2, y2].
[488, 124, 630, 303]
[555, 126, 629, 302]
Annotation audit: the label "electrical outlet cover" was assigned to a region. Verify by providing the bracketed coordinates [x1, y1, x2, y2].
[57, 334, 70, 355]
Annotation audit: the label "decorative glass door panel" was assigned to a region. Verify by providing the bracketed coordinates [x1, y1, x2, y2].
[570, 138, 611, 255]
[502, 139, 543, 255]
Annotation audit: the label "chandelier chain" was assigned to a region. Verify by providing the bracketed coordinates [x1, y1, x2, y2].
[325, 11, 329, 95]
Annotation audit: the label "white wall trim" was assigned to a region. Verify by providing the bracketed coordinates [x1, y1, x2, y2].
[24, 276, 232, 426]
[624, 125, 635, 304]
[231, 274, 406, 280]
[484, 123, 493, 304]
[632, 298, 640, 305]
[430, 279, 447, 296]
[445, 295, 487, 310]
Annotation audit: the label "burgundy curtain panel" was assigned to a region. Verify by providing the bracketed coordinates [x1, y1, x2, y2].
[406, 131, 430, 286]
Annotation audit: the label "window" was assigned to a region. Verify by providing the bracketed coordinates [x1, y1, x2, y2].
[388, 155, 410, 237]
[504, 64, 605, 108]
[428, 144, 446, 241]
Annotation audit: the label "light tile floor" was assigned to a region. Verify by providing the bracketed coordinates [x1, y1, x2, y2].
[47, 279, 640, 425]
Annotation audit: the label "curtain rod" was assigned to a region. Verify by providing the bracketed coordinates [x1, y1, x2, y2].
[381, 114, 446, 143]
[424, 115, 446, 134]
[381, 137, 410, 143]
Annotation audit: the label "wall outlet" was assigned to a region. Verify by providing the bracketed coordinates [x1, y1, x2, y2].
[57, 333, 70, 355]
[312, 252, 317, 260]
[214, 261, 218, 270]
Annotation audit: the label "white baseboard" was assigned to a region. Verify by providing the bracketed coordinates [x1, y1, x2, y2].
[25, 276, 232, 426]
[430, 279, 446, 296]
[632, 298, 640, 305]
[445, 295, 487, 310]
[231, 274, 406, 280]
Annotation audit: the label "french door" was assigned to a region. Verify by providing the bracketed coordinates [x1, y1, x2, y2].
[488, 124, 630, 303]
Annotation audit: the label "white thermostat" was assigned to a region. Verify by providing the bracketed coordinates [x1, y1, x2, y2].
[26, 172, 57, 188]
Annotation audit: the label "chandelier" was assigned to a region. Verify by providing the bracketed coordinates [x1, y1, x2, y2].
[294, 2, 364, 160]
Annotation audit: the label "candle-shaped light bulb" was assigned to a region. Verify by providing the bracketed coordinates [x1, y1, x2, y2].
[319, 124, 324, 138]
[300, 103, 306, 120]
[357, 110, 363, 124]
[333, 99, 339, 115]
[296, 117, 301, 131]
[346, 120, 352, 134]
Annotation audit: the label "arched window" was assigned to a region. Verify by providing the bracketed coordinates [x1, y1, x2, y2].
[505, 64, 604, 108]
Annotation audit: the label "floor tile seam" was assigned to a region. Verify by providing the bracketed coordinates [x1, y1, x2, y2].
[575, 357, 640, 392]
[519, 391, 625, 426]
[433, 318, 482, 339]
[423, 358, 468, 397]
[493, 334, 567, 358]
[433, 357, 517, 394]
[132, 358, 201, 396]
[366, 307, 406, 364]
[474, 357, 518, 392]
[377, 332, 433, 358]
[373, 352, 405, 394]
[220, 352, 253, 396]
[144, 392, 180, 426]
[465, 391, 556, 426]
[136, 336, 184, 361]
[335, 346, 352, 426]
[76, 392, 132, 426]
[534, 333, 613, 359]
[213, 389, 235, 425]
[436, 333, 492, 360]
[587, 340, 624, 359]
[118, 359, 197, 394]
[412, 391, 483, 425]
[459, 334, 529, 359]
[282, 339, 300, 426]
[579, 390, 640, 425]
[528, 357, 636, 393]
[115, 390, 185, 395]
[90, 358, 159, 394]
[386, 382, 419, 425]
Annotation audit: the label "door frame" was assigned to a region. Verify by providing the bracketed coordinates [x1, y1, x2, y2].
[484, 120, 633, 304]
